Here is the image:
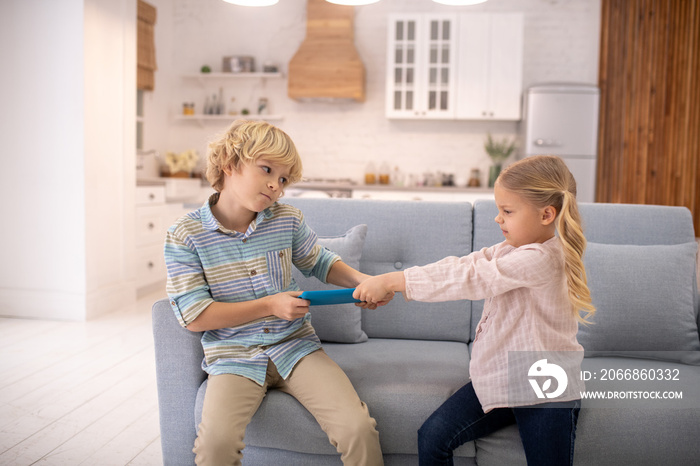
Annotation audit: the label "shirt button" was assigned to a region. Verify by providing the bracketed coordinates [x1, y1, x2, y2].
[250, 270, 257, 276]
[263, 328, 270, 333]
[170, 300, 176, 306]
[394, 261, 403, 269]
[242, 238, 247, 243]
[279, 251, 284, 258]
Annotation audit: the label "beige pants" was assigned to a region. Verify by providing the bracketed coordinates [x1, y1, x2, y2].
[193, 349, 383, 466]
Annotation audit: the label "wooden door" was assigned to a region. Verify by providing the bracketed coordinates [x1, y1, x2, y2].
[597, 0, 700, 233]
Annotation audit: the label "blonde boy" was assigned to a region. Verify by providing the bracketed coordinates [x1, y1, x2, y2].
[164, 120, 383, 465]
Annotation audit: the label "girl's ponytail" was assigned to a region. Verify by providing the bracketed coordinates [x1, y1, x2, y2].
[498, 155, 596, 324]
[557, 190, 596, 324]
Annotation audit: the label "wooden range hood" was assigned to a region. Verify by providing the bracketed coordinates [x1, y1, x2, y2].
[288, 0, 366, 102]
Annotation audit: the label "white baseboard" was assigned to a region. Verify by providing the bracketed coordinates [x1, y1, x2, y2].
[0, 281, 136, 321]
[0, 288, 87, 320]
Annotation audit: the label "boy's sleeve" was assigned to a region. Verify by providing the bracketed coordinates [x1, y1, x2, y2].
[290, 210, 340, 283]
[164, 226, 214, 328]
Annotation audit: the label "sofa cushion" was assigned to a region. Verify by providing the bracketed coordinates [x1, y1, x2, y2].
[194, 339, 476, 458]
[579, 241, 700, 363]
[325, 340, 474, 457]
[578, 203, 696, 245]
[293, 224, 368, 343]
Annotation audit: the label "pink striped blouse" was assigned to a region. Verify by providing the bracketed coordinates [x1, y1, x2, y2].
[404, 237, 584, 412]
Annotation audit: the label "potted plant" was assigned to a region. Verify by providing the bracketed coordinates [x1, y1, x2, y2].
[484, 133, 516, 187]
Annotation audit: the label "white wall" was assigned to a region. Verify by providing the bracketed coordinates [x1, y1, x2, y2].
[0, 0, 136, 320]
[84, 0, 137, 318]
[142, 0, 601, 186]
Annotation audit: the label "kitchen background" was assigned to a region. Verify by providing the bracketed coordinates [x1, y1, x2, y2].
[139, 0, 601, 186]
[0, 0, 602, 321]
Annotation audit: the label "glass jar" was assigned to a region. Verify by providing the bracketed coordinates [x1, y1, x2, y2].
[378, 162, 390, 185]
[468, 168, 481, 187]
[364, 162, 377, 185]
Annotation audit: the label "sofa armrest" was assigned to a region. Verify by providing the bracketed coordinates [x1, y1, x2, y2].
[152, 298, 206, 465]
[697, 292, 700, 341]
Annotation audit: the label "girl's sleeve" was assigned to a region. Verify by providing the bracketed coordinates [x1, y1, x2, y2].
[403, 244, 555, 302]
[164, 226, 214, 328]
[290, 210, 340, 283]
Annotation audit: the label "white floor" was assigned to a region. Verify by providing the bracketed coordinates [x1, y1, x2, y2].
[0, 290, 167, 466]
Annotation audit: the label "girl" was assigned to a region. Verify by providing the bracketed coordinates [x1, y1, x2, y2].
[354, 155, 595, 466]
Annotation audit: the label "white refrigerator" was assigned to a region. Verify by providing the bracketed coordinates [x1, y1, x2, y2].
[521, 84, 600, 203]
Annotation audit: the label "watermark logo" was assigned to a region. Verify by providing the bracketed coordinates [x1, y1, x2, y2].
[510, 351, 695, 409]
[528, 359, 568, 399]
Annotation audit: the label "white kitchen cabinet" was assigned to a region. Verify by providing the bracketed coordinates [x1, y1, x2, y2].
[386, 13, 523, 121]
[134, 185, 189, 294]
[175, 72, 284, 124]
[385, 14, 458, 119]
[455, 13, 524, 120]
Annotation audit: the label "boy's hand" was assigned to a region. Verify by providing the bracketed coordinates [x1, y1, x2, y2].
[267, 291, 310, 321]
[353, 274, 398, 308]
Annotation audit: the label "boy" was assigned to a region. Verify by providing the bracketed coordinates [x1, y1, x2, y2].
[164, 120, 384, 465]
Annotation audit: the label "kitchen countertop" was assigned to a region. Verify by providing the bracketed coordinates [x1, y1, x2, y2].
[293, 180, 493, 194]
[136, 177, 494, 195]
[136, 176, 208, 187]
[136, 177, 168, 186]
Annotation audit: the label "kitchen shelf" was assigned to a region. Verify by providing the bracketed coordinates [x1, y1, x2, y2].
[179, 72, 285, 124]
[174, 114, 283, 126]
[182, 72, 283, 85]
[175, 114, 282, 120]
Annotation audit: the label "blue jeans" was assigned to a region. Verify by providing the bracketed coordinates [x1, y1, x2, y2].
[418, 382, 580, 466]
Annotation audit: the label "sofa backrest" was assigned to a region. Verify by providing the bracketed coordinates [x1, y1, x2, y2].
[285, 198, 473, 343]
[472, 200, 699, 360]
[473, 198, 696, 248]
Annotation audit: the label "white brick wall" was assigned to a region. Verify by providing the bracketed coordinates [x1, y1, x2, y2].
[143, 0, 600, 188]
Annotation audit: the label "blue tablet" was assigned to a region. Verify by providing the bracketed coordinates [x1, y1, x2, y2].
[299, 288, 361, 306]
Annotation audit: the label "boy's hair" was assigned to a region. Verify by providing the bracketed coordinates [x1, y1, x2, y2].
[497, 155, 596, 324]
[205, 119, 303, 192]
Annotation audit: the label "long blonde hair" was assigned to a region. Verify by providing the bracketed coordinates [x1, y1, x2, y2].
[497, 155, 595, 324]
[206, 119, 303, 192]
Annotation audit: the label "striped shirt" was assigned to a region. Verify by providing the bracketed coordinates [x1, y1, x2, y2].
[164, 196, 340, 384]
[403, 237, 584, 412]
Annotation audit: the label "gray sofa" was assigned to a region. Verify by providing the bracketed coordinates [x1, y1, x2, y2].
[153, 198, 700, 465]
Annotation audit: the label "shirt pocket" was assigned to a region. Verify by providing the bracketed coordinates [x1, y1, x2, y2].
[266, 248, 292, 291]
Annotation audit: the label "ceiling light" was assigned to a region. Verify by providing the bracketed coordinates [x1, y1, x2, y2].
[325, 0, 381, 4]
[432, 0, 488, 5]
[222, 0, 279, 6]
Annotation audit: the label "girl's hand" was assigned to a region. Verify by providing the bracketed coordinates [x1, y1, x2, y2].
[266, 291, 310, 321]
[354, 292, 395, 310]
[354, 275, 397, 307]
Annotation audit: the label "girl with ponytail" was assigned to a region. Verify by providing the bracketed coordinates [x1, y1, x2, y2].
[355, 155, 594, 465]
[497, 155, 596, 324]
